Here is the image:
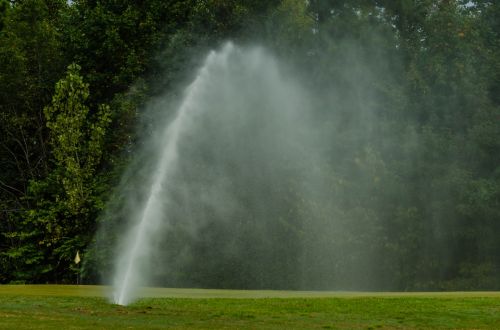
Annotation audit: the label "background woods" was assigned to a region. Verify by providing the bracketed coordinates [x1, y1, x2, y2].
[0, 0, 499, 290]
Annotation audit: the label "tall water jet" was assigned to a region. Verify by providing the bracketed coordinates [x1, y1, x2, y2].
[111, 41, 323, 305]
[112, 43, 237, 305]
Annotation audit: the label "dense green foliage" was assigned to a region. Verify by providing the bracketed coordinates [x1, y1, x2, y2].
[0, 0, 499, 289]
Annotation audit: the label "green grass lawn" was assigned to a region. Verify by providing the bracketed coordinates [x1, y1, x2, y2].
[0, 286, 498, 329]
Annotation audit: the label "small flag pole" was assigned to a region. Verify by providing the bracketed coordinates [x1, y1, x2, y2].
[74, 251, 81, 285]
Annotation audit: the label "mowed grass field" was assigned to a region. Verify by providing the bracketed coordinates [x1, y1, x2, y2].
[0, 285, 499, 329]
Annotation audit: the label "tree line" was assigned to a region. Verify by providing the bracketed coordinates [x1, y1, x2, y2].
[0, 0, 499, 290]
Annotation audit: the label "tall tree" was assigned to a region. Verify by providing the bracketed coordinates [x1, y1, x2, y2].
[0, 0, 66, 283]
[3, 64, 111, 283]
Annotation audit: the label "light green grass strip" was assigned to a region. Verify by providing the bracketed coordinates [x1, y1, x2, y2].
[1, 285, 499, 298]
